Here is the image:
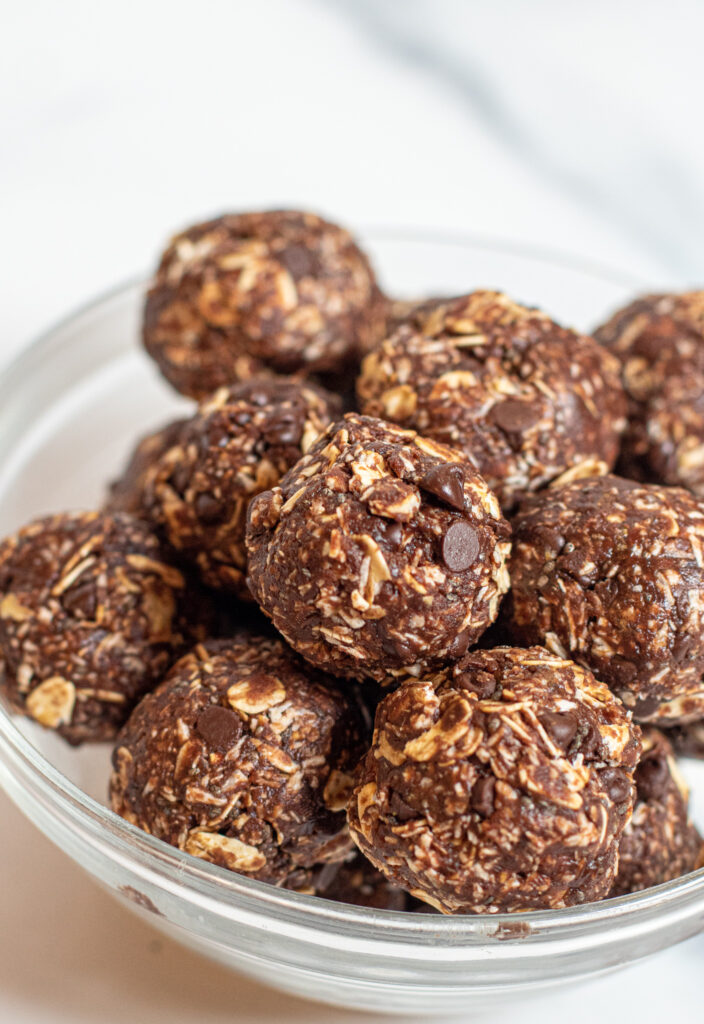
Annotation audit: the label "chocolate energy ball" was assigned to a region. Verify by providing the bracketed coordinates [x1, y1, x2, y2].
[357, 291, 626, 510]
[612, 728, 703, 896]
[142, 377, 338, 596]
[110, 636, 369, 886]
[143, 210, 387, 399]
[309, 851, 409, 910]
[106, 418, 188, 517]
[246, 414, 511, 682]
[348, 646, 641, 914]
[595, 292, 704, 497]
[506, 475, 704, 725]
[0, 511, 186, 744]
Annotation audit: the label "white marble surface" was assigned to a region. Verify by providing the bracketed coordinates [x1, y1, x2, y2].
[2, 2, 704, 1021]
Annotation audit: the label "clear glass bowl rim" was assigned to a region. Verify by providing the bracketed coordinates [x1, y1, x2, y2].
[0, 227, 700, 959]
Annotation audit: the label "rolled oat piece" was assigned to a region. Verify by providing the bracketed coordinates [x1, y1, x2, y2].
[357, 291, 626, 510]
[506, 475, 704, 725]
[348, 646, 641, 914]
[143, 210, 387, 399]
[142, 377, 338, 596]
[0, 511, 186, 744]
[612, 727, 703, 895]
[110, 636, 369, 886]
[595, 292, 704, 497]
[246, 413, 511, 682]
[106, 417, 188, 517]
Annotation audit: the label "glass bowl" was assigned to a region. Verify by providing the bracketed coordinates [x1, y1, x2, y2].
[0, 232, 702, 1018]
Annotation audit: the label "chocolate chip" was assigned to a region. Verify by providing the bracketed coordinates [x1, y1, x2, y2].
[575, 721, 601, 760]
[471, 776, 496, 818]
[633, 695, 661, 720]
[447, 629, 470, 659]
[262, 410, 303, 447]
[420, 464, 467, 511]
[62, 581, 97, 619]
[600, 767, 632, 805]
[384, 522, 403, 546]
[381, 633, 415, 663]
[278, 243, 318, 280]
[194, 493, 224, 522]
[442, 522, 480, 572]
[389, 791, 418, 822]
[539, 711, 578, 750]
[169, 462, 191, 495]
[455, 669, 496, 699]
[635, 755, 671, 803]
[489, 398, 542, 435]
[611, 655, 637, 684]
[196, 704, 241, 752]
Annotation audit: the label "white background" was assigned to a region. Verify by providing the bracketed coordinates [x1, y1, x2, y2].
[3, 2, 704, 1021]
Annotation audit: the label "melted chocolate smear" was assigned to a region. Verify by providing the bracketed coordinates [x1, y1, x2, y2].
[196, 704, 241, 752]
[442, 522, 480, 572]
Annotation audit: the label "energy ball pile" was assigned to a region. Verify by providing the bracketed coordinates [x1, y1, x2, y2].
[2, 212, 704, 916]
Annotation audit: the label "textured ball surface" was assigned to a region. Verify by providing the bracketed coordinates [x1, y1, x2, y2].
[142, 377, 338, 595]
[357, 291, 626, 510]
[143, 210, 387, 398]
[0, 511, 185, 743]
[506, 475, 704, 725]
[246, 414, 511, 682]
[111, 635, 369, 886]
[612, 728, 703, 895]
[348, 646, 641, 914]
[595, 292, 704, 496]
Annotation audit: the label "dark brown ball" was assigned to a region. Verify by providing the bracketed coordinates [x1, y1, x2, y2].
[142, 377, 338, 596]
[611, 728, 703, 895]
[505, 475, 704, 725]
[0, 511, 186, 743]
[595, 292, 704, 497]
[143, 210, 387, 399]
[246, 414, 511, 682]
[110, 635, 369, 886]
[357, 291, 626, 510]
[348, 647, 641, 914]
[106, 418, 188, 517]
